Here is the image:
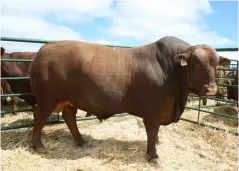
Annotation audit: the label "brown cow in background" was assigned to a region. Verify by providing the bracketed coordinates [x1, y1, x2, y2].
[1, 47, 26, 117]
[227, 71, 238, 101]
[1, 47, 37, 109]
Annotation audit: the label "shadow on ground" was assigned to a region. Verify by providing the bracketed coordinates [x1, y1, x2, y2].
[1, 126, 148, 165]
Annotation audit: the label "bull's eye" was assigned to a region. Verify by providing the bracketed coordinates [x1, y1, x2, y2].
[193, 64, 201, 70]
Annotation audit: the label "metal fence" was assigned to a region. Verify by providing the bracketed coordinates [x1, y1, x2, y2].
[1, 37, 238, 136]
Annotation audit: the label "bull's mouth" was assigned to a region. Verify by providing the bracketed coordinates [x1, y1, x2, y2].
[204, 86, 217, 96]
[190, 87, 217, 97]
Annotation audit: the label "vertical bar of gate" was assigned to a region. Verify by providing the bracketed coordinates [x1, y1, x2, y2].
[197, 97, 201, 124]
[237, 61, 238, 72]
[57, 113, 60, 122]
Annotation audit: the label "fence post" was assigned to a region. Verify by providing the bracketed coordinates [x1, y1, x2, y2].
[197, 97, 201, 124]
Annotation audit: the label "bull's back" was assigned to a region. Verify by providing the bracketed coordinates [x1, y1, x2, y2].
[31, 41, 134, 111]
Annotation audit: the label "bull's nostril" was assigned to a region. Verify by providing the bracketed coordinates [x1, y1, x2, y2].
[204, 85, 217, 94]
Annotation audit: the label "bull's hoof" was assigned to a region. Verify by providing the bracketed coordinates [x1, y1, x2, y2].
[149, 158, 160, 165]
[75, 139, 87, 147]
[34, 147, 46, 153]
[31, 141, 45, 153]
[155, 138, 160, 145]
[76, 139, 92, 148]
[147, 156, 161, 165]
[82, 141, 92, 148]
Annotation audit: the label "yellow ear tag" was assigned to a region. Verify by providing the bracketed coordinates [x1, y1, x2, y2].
[181, 58, 187, 66]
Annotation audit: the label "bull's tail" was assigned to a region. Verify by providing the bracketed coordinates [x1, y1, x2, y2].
[29, 47, 43, 97]
[29, 53, 41, 97]
[29, 69, 36, 97]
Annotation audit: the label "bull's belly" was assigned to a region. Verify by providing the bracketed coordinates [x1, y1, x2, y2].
[52, 96, 177, 126]
[53, 98, 123, 115]
[51, 86, 125, 114]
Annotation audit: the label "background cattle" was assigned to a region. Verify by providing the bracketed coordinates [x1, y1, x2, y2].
[1, 47, 37, 109]
[227, 71, 238, 101]
[1, 80, 27, 117]
[29, 36, 230, 164]
[227, 71, 238, 111]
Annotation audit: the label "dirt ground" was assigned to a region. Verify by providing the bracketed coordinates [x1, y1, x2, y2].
[0, 100, 238, 171]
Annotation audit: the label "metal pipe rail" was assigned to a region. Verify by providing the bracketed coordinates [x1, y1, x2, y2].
[217, 83, 237, 87]
[0, 113, 129, 131]
[185, 106, 238, 120]
[2, 36, 239, 52]
[0, 59, 35, 62]
[1, 93, 32, 97]
[1, 77, 30, 80]
[180, 118, 238, 136]
[216, 67, 238, 71]
[1, 36, 132, 48]
[189, 95, 238, 104]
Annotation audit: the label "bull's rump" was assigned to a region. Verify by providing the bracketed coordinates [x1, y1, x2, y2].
[31, 41, 135, 112]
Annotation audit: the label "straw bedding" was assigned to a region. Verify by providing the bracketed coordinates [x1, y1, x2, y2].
[1, 100, 238, 171]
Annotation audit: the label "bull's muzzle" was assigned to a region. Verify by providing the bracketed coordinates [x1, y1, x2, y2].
[204, 85, 217, 96]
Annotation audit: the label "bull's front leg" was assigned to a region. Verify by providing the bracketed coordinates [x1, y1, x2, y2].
[12, 97, 18, 115]
[143, 118, 160, 165]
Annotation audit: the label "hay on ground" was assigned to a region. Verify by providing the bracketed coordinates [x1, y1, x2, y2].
[1, 106, 238, 171]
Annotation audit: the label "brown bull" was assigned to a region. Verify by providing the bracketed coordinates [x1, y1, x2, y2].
[30, 36, 230, 164]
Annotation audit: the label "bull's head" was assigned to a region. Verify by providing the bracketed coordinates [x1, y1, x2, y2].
[173, 45, 231, 96]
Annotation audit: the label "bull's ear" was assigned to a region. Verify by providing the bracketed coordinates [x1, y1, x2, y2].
[173, 53, 189, 66]
[1, 47, 5, 56]
[219, 56, 231, 66]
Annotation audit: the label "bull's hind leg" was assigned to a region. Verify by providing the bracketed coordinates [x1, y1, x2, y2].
[62, 106, 85, 147]
[31, 101, 54, 152]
